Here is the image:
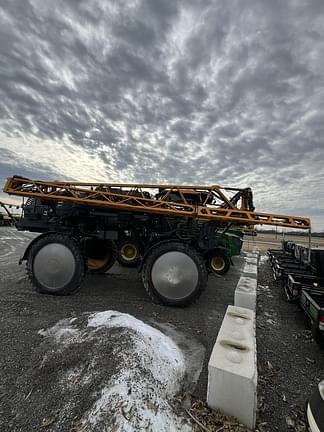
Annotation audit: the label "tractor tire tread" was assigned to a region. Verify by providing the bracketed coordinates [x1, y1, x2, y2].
[142, 241, 207, 307]
[26, 233, 85, 295]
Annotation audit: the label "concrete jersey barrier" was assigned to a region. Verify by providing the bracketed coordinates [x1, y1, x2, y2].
[207, 305, 257, 430]
[234, 276, 257, 311]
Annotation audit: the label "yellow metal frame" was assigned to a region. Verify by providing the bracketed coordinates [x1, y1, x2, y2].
[3, 176, 311, 230]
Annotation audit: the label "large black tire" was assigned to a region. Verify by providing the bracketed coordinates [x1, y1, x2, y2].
[142, 241, 207, 306]
[206, 249, 231, 275]
[26, 233, 85, 295]
[117, 239, 142, 268]
[84, 238, 117, 274]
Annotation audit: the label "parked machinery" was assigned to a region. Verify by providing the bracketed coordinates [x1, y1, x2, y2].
[113, 188, 246, 272]
[3, 176, 311, 306]
[116, 228, 243, 275]
[0, 201, 20, 226]
[268, 242, 324, 344]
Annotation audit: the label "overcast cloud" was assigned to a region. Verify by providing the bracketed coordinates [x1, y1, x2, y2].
[0, 0, 323, 229]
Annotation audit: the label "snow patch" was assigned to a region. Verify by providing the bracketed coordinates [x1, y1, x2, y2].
[39, 320, 81, 345]
[37, 311, 195, 432]
[258, 284, 274, 298]
[259, 254, 269, 265]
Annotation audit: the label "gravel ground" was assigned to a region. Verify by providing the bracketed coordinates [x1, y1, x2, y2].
[0, 227, 243, 432]
[3, 227, 322, 431]
[257, 256, 324, 431]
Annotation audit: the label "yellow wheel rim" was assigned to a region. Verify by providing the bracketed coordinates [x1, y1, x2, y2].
[210, 256, 225, 272]
[87, 254, 110, 270]
[120, 244, 138, 261]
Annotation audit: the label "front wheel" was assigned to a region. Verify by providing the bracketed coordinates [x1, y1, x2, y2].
[142, 242, 207, 306]
[206, 250, 231, 275]
[26, 233, 85, 295]
[117, 239, 142, 267]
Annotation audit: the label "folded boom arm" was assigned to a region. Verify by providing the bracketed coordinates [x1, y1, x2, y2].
[3, 176, 311, 230]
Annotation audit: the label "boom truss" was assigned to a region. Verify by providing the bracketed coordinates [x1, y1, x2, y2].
[3, 176, 311, 230]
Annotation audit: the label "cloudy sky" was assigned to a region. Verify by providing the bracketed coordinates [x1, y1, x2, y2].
[0, 0, 323, 230]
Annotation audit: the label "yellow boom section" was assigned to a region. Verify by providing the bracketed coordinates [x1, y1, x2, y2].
[3, 176, 311, 230]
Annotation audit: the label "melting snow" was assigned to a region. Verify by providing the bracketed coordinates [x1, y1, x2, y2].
[38, 311, 195, 431]
[259, 254, 269, 265]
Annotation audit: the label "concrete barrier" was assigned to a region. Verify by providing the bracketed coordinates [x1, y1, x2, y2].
[207, 305, 257, 430]
[234, 276, 257, 311]
[241, 252, 259, 283]
[245, 250, 259, 256]
[243, 261, 258, 278]
[246, 257, 258, 266]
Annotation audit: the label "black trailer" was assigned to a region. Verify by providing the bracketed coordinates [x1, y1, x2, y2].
[286, 274, 324, 301]
[299, 289, 324, 344]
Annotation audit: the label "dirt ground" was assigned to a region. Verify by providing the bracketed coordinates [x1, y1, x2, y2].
[1, 227, 323, 431]
[0, 227, 243, 432]
[243, 232, 324, 252]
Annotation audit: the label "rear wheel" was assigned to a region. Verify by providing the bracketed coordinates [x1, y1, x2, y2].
[27, 233, 85, 295]
[142, 242, 207, 306]
[117, 239, 142, 267]
[206, 250, 231, 275]
[84, 239, 117, 273]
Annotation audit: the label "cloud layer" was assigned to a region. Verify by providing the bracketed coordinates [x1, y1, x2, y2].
[0, 0, 323, 229]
